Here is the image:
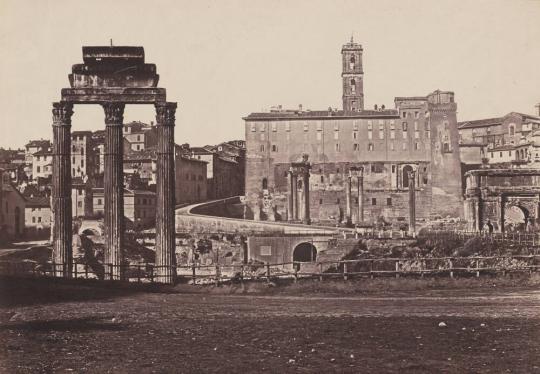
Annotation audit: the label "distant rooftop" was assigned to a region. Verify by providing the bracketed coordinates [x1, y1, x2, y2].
[244, 109, 399, 121]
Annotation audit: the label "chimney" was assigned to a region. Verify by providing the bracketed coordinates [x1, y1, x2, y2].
[374, 104, 378, 110]
[299, 104, 303, 111]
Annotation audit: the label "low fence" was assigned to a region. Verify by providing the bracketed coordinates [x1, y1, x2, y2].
[1, 254, 539, 285]
[420, 230, 540, 247]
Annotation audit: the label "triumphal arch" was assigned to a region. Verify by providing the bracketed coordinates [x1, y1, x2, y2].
[52, 46, 177, 283]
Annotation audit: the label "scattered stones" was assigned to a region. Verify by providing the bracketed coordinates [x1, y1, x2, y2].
[438, 322, 447, 327]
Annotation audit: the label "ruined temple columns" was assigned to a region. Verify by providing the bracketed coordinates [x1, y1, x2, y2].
[52, 102, 73, 277]
[103, 103, 125, 280]
[345, 172, 352, 225]
[291, 173, 298, 221]
[302, 170, 310, 225]
[408, 170, 416, 235]
[287, 169, 294, 221]
[155, 102, 177, 284]
[357, 168, 364, 223]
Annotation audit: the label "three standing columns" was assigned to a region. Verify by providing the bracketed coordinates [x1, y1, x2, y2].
[155, 102, 177, 284]
[52, 102, 74, 277]
[103, 103, 125, 280]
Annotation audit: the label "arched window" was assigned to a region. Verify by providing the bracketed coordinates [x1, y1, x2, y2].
[350, 79, 356, 93]
[509, 125, 515, 136]
[262, 178, 268, 190]
[349, 55, 355, 69]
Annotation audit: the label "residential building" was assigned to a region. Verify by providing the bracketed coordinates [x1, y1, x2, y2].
[175, 147, 207, 204]
[92, 188, 156, 229]
[25, 196, 51, 238]
[32, 147, 53, 180]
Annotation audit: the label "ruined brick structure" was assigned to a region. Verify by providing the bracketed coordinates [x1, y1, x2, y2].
[244, 40, 463, 225]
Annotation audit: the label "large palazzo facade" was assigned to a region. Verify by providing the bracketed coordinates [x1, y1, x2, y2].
[51, 46, 177, 283]
[244, 39, 463, 225]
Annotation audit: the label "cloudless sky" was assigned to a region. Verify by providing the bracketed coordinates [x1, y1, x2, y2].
[1, 0, 539, 148]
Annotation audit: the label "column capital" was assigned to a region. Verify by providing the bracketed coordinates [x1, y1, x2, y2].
[52, 102, 74, 126]
[102, 103, 125, 125]
[155, 102, 177, 126]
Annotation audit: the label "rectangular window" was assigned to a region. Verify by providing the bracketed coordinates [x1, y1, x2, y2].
[367, 121, 373, 130]
[402, 143, 407, 150]
[414, 131, 419, 139]
[392, 165, 396, 173]
[271, 122, 277, 132]
[353, 131, 358, 140]
[402, 111, 407, 118]
[402, 122, 408, 131]
[260, 133, 265, 141]
[390, 142, 395, 151]
[271, 145, 278, 152]
[390, 130, 395, 139]
[32, 217, 36, 223]
[353, 121, 359, 131]
[285, 122, 291, 132]
[335, 143, 340, 152]
[372, 198, 377, 205]
[368, 143, 374, 151]
[334, 131, 339, 140]
[259, 123, 265, 132]
[353, 143, 359, 151]
[37, 166, 40, 173]
[368, 130, 372, 140]
[316, 121, 323, 131]
[334, 122, 339, 131]
[81, 160, 84, 167]
[77, 201, 82, 208]
[98, 198, 102, 205]
[379, 124, 384, 140]
[415, 111, 419, 119]
[415, 142, 419, 150]
[414, 121, 419, 131]
[260, 144, 265, 152]
[387, 198, 392, 206]
[303, 122, 309, 132]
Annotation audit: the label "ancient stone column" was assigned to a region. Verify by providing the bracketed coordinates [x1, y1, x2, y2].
[476, 195, 483, 232]
[103, 103, 125, 280]
[408, 170, 416, 235]
[291, 173, 298, 221]
[499, 195, 505, 233]
[52, 102, 74, 277]
[357, 168, 364, 223]
[303, 170, 311, 225]
[345, 173, 352, 225]
[155, 102, 177, 284]
[287, 169, 294, 221]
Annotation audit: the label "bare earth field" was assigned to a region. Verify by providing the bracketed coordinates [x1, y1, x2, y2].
[0, 278, 539, 373]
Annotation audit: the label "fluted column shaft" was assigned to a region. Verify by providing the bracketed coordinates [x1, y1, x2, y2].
[345, 175, 352, 224]
[408, 171, 416, 235]
[103, 103, 125, 280]
[291, 174, 298, 221]
[357, 170, 364, 223]
[155, 102, 177, 284]
[303, 171, 310, 225]
[52, 102, 73, 277]
[287, 170, 294, 221]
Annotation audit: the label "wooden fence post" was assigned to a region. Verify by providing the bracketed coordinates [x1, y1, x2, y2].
[343, 261, 348, 281]
[192, 264, 196, 285]
[395, 260, 399, 278]
[476, 259, 480, 278]
[318, 263, 323, 282]
[266, 262, 270, 283]
[294, 263, 298, 283]
[449, 258, 454, 279]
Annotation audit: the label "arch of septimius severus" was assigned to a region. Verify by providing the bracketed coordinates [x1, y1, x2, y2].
[51, 46, 176, 283]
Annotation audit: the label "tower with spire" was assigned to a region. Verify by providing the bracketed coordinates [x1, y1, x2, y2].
[341, 36, 364, 111]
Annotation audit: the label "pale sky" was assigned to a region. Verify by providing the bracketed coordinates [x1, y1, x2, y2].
[1, 0, 539, 149]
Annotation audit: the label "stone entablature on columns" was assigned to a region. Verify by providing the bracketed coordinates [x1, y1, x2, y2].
[290, 154, 311, 225]
[52, 102, 74, 277]
[155, 102, 177, 284]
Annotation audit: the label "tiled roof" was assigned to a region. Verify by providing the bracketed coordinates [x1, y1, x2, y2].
[458, 117, 504, 129]
[26, 140, 51, 148]
[244, 109, 400, 121]
[33, 149, 53, 156]
[25, 196, 50, 208]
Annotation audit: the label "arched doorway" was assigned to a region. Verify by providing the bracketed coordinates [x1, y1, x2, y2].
[504, 205, 529, 231]
[293, 242, 317, 262]
[402, 165, 413, 188]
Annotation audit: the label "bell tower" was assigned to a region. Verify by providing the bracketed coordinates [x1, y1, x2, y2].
[342, 37, 364, 111]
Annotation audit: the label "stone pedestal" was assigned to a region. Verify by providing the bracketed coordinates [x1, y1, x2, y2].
[155, 102, 177, 284]
[52, 102, 74, 277]
[103, 103, 125, 280]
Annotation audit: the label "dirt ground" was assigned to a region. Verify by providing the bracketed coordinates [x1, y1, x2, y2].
[0, 277, 539, 373]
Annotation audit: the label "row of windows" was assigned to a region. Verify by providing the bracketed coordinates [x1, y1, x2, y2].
[184, 173, 205, 181]
[31, 216, 43, 223]
[262, 141, 427, 153]
[251, 120, 434, 133]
